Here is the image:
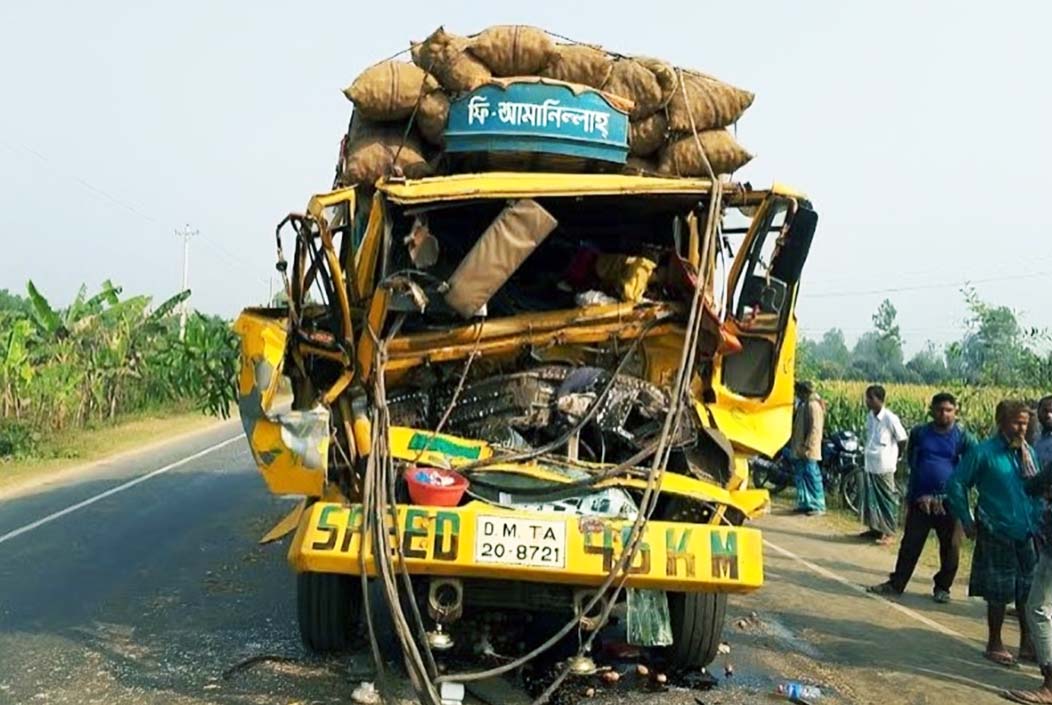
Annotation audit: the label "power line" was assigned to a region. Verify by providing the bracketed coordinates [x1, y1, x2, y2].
[0, 136, 264, 279]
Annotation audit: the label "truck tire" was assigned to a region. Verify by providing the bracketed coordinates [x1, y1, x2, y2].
[297, 571, 359, 653]
[665, 591, 727, 669]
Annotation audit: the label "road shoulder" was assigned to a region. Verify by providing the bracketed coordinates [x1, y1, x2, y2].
[743, 508, 1041, 704]
[0, 412, 239, 501]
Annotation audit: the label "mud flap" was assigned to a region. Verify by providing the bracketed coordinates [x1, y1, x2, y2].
[259, 498, 308, 545]
[626, 588, 673, 647]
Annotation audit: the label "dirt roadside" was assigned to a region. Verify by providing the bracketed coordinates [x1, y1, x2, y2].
[729, 508, 1042, 705]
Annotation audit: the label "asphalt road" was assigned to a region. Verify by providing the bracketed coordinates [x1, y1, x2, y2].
[0, 423, 1045, 705]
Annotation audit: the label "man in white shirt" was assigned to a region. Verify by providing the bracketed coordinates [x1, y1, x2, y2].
[860, 385, 909, 545]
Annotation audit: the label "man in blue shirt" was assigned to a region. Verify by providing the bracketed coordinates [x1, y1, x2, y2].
[947, 400, 1041, 668]
[868, 393, 976, 602]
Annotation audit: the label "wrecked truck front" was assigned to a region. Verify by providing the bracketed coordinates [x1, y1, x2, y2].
[232, 309, 769, 594]
[232, 175, 816, 598]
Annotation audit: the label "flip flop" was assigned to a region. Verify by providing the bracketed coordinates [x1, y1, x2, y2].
[985, 650, 1019, 668]
[866, 582, 901, 596]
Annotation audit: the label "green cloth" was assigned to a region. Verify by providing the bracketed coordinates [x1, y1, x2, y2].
[947, 435, 1042, 542]
[968, 526, 1036, 605]
[860, 470, 899, 535]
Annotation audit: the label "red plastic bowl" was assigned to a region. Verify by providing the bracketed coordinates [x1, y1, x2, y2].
[404, 467, 468, 507]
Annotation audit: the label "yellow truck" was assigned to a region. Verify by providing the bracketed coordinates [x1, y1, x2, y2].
[234, 170, 817, 677]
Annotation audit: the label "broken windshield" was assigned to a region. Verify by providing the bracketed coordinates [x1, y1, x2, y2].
[381, 194, 709, 330]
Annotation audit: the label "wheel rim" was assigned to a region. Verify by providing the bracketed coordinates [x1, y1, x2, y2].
[842, 471, 860, 514]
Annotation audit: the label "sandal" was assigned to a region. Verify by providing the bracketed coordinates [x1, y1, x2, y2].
[985, 650, 1018, 668]
[867, 582, 901, 596]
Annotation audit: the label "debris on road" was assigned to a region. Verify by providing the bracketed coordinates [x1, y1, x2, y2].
[671, 668, 719, 691]
[220, 653, 301, 680]
[735, 611, 762, 630]
[776, 680, 823, 702]
[351, 681, 381, 705]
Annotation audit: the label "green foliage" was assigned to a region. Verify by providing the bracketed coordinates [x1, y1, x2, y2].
[0, 289, 31, 316]
[818, 380, 1040, 438]
[0, 281, 238, 459]
[0, 418, 36, 457]
[799, 290, 1051, 389]
[945, 286, 1048, 387]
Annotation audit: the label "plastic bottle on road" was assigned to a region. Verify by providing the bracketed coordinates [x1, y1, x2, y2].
[776, 681, 822, 701]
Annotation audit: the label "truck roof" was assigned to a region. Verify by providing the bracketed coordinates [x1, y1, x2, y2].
[374, 172, 806, 205]
[377, 172, 717, 204]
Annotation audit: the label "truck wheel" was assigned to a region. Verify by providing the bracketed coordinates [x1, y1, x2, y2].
[297, 571, 359, 653]
[665, 591, 727, 669]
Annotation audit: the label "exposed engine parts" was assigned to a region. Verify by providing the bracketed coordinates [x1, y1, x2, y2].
[388, 364, 696, 464]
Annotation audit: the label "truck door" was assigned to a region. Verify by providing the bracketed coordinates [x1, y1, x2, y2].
[709, 191, 817, 456]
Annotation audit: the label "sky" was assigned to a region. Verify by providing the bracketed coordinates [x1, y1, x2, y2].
[1, 1, 1049, 355]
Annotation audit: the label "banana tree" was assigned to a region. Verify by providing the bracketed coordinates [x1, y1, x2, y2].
[0, 318, 33, 418]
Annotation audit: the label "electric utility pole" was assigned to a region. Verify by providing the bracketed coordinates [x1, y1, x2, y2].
[175, 225, 198, 340]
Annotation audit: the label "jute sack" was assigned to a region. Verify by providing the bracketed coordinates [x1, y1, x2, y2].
[344, 61, 441, 121]
[657, 130, 752, 177]
[342, 120, 432, 186]
[629, 112, 667, 157]
[416, 91, 449, 146]
[635, 57, 677, 109]
[539, 44, 613, 88]
[623, 156, 659, 175]
[603, 58, 663, 120]
[666, 71, 754, 132]
[468, 25, 554, 77]
[412, 27, 491, 93]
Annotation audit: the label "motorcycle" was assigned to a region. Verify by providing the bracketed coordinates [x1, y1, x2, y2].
[749, 429, 863, 511]
[822, 430, 863, 513]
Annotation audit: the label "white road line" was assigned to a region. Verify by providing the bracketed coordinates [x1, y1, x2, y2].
[763, 538, 970, 641]
[0, 436, 243, 546]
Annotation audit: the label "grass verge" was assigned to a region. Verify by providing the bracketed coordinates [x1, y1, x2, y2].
[0, 407, 228, 492]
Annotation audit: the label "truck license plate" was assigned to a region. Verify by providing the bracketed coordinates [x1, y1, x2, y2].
[474, 516, 566, 569]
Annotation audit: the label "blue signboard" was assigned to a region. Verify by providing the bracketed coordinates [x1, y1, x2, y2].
[445, 81, 630, 164]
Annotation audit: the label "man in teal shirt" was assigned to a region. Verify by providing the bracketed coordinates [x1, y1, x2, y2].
[947, 400, 1041, 668]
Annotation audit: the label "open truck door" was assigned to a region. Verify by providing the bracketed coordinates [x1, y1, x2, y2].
[708, 189, 818, 458]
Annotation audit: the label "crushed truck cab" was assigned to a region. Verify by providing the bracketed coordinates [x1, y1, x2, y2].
[234, 170, 816, 671]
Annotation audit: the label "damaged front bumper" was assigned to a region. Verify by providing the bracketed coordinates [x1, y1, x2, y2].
[288, 498, 764, 593]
